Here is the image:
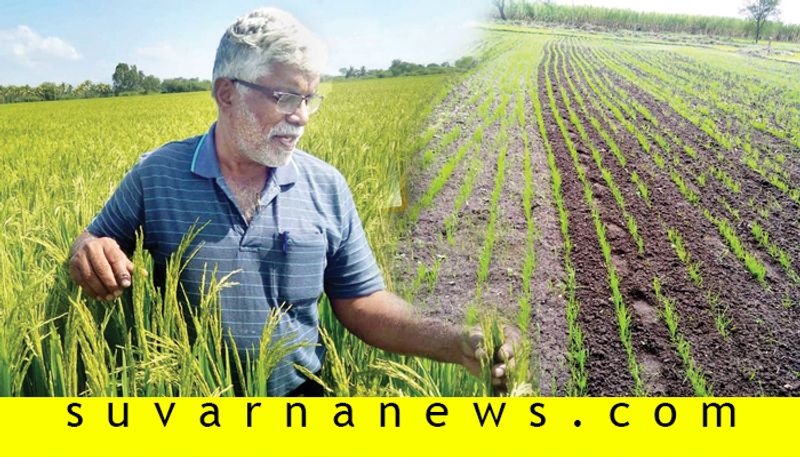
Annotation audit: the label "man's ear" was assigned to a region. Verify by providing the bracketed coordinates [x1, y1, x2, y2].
[214, 79, 236, 114]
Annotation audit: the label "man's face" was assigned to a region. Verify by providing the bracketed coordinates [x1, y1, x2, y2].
[231, 62, 320, 167]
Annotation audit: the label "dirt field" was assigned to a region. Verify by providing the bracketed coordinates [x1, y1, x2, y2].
[392, 31, 800, 396]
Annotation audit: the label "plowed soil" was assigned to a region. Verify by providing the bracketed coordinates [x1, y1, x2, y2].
[393, 37, 800, 396]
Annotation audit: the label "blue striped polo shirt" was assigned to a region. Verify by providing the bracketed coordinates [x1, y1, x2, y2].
[87, 122, 385, 396]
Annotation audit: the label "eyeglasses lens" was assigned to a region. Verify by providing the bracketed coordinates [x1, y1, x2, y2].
[277, 94, 322, 115]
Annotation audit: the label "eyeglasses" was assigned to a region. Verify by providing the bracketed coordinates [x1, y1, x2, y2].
[231, 79, 323, 115]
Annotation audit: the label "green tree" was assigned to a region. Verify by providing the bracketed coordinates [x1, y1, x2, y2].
[141, 74, 161, 94]
[455, 56, 477, 70]
[36, 82, 59, 101]
[741, 0, 781, 43]
[112, 63, 144, 94]
[92, 83, 114, 97]
[161, 77, 210, 93]
[74, 80, 94, 98]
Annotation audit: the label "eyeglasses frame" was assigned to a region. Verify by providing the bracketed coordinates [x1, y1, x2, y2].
[230, 78, 323, 114]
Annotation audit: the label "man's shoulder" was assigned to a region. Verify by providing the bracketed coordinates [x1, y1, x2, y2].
[291, 149, 347, 186]
[134, 135, 201, 174]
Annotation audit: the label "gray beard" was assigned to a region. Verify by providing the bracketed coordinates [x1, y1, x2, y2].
[233, 105, 300, 168]
[235, 135, 294, 168]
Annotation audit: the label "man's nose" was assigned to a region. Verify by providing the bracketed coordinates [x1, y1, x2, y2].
[286, 100, 309, 126]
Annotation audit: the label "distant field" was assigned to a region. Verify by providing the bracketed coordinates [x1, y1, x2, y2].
[483, 22, 800, 64]
[1, 25, 798, 397]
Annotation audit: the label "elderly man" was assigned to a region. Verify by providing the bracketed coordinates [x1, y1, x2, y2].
[68, 7, 519, 396]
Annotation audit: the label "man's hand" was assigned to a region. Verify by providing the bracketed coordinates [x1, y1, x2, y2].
[460, 324, 522, 393]
[68, 231, 134, 301]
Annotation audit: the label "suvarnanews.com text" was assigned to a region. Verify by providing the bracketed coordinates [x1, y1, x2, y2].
[64, 400, 736, 429]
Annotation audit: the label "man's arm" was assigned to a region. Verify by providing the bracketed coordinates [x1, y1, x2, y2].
[330, 290, 520, 389]
[70, 155, 147, 301]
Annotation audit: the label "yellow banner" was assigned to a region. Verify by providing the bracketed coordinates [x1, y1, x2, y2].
[0, 398, 796, 457]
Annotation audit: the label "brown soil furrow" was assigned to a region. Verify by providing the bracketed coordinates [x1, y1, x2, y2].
[563, 42, 747, 393]
[478, 149, 526, 315]
[574, 44, 800, 281]
[540, 44, 635, 395]
[552, 43, 693, 395]
[523, 82, 570, 396]
[476, 69, 571, 394]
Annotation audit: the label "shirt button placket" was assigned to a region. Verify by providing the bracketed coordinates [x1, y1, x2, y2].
[241, 180, 280, 251]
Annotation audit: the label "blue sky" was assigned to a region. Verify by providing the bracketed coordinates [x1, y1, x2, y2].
[2, 1, 798, 86]
[0, 0, 489, 85]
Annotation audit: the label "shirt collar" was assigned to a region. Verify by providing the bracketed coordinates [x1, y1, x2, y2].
[190, 122, 298, 187]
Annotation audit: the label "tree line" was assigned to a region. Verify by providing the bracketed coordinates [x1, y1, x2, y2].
[0, 63, 211, 104]
[491, 0, 799, 43]
[2, 56, 480, 104]
[336, 57, 478, 80]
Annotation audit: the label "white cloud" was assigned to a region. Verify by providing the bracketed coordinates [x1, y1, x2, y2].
[0, 25, 81, 63]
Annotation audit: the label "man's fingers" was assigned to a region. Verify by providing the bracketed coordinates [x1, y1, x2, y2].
[463, 325, 487, 361]
[72, 253, 106, 299]
[127, 262, 149, 278]
[82, 266, 110, 300]
[87, 244, 118, 299]
[70, 257, 103, 300]
[497, 341, 515, 362]
[492, 357, 515, 377]
[112, 260, 132, 288]
[492, 366, 507, 388]
[68, 236, 136, 301]
[506, 356, 516, 372]
[467, 326, 483, 346]
[493, 364, 506, 379]
[491, 360, 515, 389]
[463, 324, 524, 384]
[496, 325, 522, 362]
[104, 243, 132, 288]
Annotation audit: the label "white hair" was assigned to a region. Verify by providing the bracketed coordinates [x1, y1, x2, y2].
[211, 7, 327, 99]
